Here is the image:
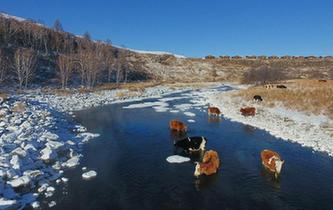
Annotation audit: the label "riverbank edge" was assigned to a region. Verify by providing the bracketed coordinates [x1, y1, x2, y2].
[203, 86, 333, 157]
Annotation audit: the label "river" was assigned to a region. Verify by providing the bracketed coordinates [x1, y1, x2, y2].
[44, 85, 333, 210]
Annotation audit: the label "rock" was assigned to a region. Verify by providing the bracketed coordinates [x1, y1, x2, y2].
[23, 170, 43, 180]
[45, 141, 65, 152]
[40, 147, 57, 161]
[37, 183, 48, 193]
[46, 186, 55, 193]
[166, 155, 190, 163]
[31, 201, 40, 208]
[61, 177, 68, 183]
[82, 170, 97, 180]
[62, 156, 80, 168]
[82, 167, 87, 171]
[7, 175, 31, 188]
[0, 198, 19, 210]
[48, 201, 56, 208]
[11, 148, 27, 157]
[9, 155, 22, 170]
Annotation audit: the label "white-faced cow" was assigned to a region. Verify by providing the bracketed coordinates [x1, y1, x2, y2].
[261, 149, 285, 178]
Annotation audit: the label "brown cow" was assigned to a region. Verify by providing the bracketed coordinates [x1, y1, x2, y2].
[261, 149, 284, 178]
[208, 107, 221, 116]
[169, 120, 187, 133]
[240, 107, 256, 116]
[194, 150, 220, 177]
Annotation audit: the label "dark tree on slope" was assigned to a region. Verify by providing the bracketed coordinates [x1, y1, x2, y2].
[83, 31, 91, 40]
[0, 49, 9, 83]
[53, 19, 64, 32]
[14, 48, 37, 89]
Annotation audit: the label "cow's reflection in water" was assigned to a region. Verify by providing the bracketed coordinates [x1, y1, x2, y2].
[260, 168, 281, 189]
[170, 130, 187, 140]
[194, 173, 219, 191]
[208, 116, 222, 123]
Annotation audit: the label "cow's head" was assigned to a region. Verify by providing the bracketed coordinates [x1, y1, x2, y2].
[194, 162, 201, 177]
[275, 159, 285, 178]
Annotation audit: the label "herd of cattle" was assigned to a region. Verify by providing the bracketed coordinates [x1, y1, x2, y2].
[169, 106, 284, 179]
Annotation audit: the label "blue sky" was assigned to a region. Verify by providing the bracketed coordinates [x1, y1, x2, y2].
[1, 0, 333, 57]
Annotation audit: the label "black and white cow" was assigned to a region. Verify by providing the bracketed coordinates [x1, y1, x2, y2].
[253, 95, 263, 102]
[174, 136, 207, 152]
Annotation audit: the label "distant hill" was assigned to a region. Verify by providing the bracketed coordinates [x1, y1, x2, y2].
[0, 12, 332, 89]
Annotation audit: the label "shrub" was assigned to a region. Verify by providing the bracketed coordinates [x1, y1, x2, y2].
[242, 66, 289, 84]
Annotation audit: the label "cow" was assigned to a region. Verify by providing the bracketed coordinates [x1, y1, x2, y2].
[208, 107, 221, 116]
[194, 150, 220, 177]
[174, 136, 207, 152]
[253, 95, 263, 102]
[169, 120, 187, 133]
[240, 107, 256, 116]
[261, 149, 284, 178]
[276, 85, 287, 89]
[265, 84, 274, 89]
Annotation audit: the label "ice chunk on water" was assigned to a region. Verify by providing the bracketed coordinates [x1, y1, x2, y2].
[82, 170, 97, 180]
[166, 155, 190, 163]
[184, 112, 196, 117]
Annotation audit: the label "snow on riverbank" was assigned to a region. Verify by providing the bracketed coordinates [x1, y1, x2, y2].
[0, 85, 189, 208]
[0, 96, 100, 209]
[203, 89, 333, 156]
[32, 86, 189, 112]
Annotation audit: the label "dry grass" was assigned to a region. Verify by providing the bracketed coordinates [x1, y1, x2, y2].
[0, 93, 8, 101]
[12, 102, 26, 113]
[96, 81, 163, 92]
[234, 79, 333, 118]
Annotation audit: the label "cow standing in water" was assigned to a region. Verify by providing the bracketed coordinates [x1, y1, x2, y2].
[208, 107, 221, 116]
[261, 149, 284, 178]
[174, 136, 207, 152]
[169, 120, 187, 133]
[194, 150, 220, 177]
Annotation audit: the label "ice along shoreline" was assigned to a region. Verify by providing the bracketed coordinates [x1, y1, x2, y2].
[0, 85, 191, 209]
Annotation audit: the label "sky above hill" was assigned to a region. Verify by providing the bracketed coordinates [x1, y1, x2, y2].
[1, 0, 333, 57]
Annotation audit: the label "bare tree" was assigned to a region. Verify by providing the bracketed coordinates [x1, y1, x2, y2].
[83, 31, 91, 40]
[76, 42, 104, 88]
[57, 54, 72, 89]
[0, 49, 8, 83]
[14, 48, 37, 89]
[1, 18, 20, 46]
[53, 19, 63, 32]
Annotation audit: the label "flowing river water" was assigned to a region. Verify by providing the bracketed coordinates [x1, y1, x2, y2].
[43, 86, 333, 210]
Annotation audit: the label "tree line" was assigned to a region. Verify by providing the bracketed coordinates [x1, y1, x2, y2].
[0, 14, 135, 89]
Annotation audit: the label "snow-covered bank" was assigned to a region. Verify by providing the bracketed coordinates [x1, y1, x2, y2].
[32, 85, 189, 112]
[0, 85, 189, 209]
[203, 89, 333, 156]
[0, 96, 99, 209]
